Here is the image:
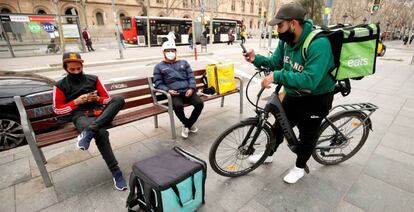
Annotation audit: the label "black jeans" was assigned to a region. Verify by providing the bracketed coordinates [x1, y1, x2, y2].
[269, 92, 334, 168]
[172, 92, 204, 128]
[72, 96, 125, 172]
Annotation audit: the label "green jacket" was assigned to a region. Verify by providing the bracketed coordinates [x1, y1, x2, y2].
[253, 19, 336, 96]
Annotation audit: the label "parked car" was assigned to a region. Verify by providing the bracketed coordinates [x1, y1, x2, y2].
[0, 71, 55, 151]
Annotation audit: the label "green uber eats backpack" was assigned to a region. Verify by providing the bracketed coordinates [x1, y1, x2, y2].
[301, 23, 380, 96]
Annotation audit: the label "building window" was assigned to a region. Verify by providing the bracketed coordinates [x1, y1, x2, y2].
[258, 2, 262, 17]
[156, 0, 163, 3]
[250, 0, 254, 13]
[183, 0, 188, 8]
[96, 12, 104, 25]
[249, 20, 253, 29]
[231, 0, 235, 11]
[119, 13, 125, 20]
[36, 9, 46, 14]
[65, 8, 78, 24]
[242, 0, 245, 12]
[0, 8, 11, 13]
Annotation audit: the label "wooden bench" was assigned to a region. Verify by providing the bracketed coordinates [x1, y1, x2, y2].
[14, 69, 243, 187]
[14, 77, 170, 187]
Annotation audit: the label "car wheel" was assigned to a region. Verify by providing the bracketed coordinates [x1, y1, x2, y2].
[0, 114, 25, 151]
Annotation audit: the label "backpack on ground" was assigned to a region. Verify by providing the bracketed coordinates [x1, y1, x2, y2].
[301, 23, 380, 96]
[126, 146, 207, 212]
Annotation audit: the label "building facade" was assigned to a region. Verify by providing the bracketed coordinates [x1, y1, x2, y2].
[0, 0, 292, 38]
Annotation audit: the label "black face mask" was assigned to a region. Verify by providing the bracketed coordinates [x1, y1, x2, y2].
[67, 70, 84, 82]
[278, 25, 295, 43]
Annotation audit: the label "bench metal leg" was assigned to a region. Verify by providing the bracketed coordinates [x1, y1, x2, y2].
[168, 111, 177, 139]
[154, 115, 158, 128]
[221, 96, 224, 107]
[27, 133, 52, 187]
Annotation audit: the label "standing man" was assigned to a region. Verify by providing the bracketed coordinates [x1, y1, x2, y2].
[52, 52, 127, 191]
[244, 3, 336, 184]
[82, 28, 95, 52]
[153, 41, 204, 138]
[241, 28, 248, 44]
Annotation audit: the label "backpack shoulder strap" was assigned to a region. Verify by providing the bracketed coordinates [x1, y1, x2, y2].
[302, 29, 323, 60]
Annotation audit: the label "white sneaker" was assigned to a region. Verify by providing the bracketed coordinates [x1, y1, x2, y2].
[248, 154, 274, 164]
[181, 126, 189, 138]
[283, 166, 305, 184]
[189, 126, 198, 133]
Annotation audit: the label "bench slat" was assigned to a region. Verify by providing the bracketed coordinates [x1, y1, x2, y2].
[105, 78, 149, 91]
[22, 92, 53, 107]
[123, 97, 154, 109]
[26, 105, 55, 119]
[112, 88, 151, 100]
[193, 69, 205, 76]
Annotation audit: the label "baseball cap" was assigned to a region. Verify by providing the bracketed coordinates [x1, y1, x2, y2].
[268, 3, 306, 26]
[62, 52, 84, 63]
[162, 41, 177, 51]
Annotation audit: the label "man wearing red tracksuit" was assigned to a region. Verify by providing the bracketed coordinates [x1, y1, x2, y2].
[52, 52, 127, 191]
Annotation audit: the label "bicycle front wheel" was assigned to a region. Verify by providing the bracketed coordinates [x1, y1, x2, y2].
[209, 118, 273, 177]
[312, 111, 370, 165]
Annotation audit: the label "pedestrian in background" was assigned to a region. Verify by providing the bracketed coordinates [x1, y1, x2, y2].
[241, 28, 248, 44]
[117, 31, 126, 49]
[227, 29, 234, 45]
[167, 28, 176, 43]
[188, 27, 193, 49]
[82, 28, 95, 52]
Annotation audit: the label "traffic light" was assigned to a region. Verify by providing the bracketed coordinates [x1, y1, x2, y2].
[372, 0, 381, 13]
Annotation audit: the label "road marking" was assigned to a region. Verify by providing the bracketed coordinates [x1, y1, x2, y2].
[201, 56, 260, 84]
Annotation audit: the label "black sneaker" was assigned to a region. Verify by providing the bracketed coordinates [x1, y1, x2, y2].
[77, 130, 95, 150]
[112, 169, 127, 191]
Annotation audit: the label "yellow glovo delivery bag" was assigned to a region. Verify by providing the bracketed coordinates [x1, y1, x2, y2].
[205, 62, 236, 94]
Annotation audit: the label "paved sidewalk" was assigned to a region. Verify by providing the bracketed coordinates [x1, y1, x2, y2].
[0, 40, 414, 212]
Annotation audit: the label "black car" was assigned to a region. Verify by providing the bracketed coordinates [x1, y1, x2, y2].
[0, 71, 55, 151]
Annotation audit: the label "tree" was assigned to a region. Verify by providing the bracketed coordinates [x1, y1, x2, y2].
[298, 0, 324, 25]
[164, 0, 183, 16]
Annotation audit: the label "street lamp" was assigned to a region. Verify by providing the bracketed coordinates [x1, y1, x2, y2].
[342, 13, 348, 24]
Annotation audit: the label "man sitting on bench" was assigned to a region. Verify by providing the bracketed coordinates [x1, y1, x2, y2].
[153, 41, 204, 139]
[52, 52, 127, 191]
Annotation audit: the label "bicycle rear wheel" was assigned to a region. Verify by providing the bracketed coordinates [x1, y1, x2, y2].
[209, 118, 273, 177]
[312, 111, 370, 165]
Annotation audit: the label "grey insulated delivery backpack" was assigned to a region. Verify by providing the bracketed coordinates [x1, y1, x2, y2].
[126, 147, 206, 212]
[301, 23, 380, 96]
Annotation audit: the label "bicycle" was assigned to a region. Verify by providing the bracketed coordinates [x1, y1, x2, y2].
[209, 67, 378, 177]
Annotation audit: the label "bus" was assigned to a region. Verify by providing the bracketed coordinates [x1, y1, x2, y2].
[121, 16, 241, 46]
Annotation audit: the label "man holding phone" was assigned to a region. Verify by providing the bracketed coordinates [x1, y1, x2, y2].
[52, 52, 128, 191]
[153, 41, 204, 139]
[243, 3, 336, 184]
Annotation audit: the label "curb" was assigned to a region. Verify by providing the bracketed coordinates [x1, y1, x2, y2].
[14, 52, 214, 74]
